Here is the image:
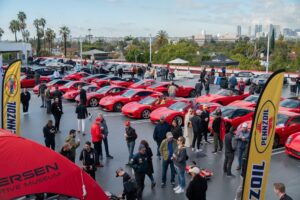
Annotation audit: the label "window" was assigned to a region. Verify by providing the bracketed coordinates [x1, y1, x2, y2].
[289, 116, 300, 126]
[280, 99, 300, 108]
[136, 91, 153, 97]
[232, 109, 251, 118]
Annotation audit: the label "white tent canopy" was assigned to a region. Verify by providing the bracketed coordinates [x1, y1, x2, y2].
[168, 58, 189, 64]
[81, 49, 108, 56]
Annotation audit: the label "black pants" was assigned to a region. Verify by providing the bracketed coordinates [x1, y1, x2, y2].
[214, 133, 223, 151]
[135, 172, 145, 200]
[22, 102, 29, 112]
[85, 169, 96, 180]
[224, 153, 234, 175]
[202, 128, 208, 142]
[45, 139, 55, 150]
[165, 71, 169, 80]
[192, 132, 202, 149]
[102, 137, 110, 156]
[93, 141, 102, 164]
[53, 114, 61, 131]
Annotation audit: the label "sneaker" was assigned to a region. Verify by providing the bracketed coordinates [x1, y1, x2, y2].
[196, 149, 203, 152]
[211, 151, 217, 154]
[205, 140, 211, 144]
[107, 155, 114, 159]
[175, 188, 184, 194]
[173, 186, 180, 191]
[161, 183, 166, 188]
[151, 182, 156, 189]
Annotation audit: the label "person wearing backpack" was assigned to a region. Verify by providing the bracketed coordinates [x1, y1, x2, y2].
[124, 120, 137, 165]
[116, 168, 137, 200]
[224, 127, 236, 176]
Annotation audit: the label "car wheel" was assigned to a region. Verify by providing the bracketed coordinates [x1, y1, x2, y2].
[89, 98, 98, 107]
[141, 109, 151, 119]
[113, 102, 123, 112]
[273, 135, 280, 149]
[174, 116, 183, 126]
[189, 90, 196, 98]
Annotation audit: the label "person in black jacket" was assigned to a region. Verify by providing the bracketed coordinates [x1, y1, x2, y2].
[186, 167, 207, 200]
[116, 168, 137, 200]
[171, 119, 183, 140]
[153, 116, 171, 159]
[75, 101, 88, 135]
[21, 88, 31, 113]
[200, 105, 210, 143]
[124, 120, 137, 164]
[195, 81, 203, 97]
[224, 127, 236, 176]
[140, 140, 156, 189]
[52, 86, 63, 112]
[60, 143, 73, 161]
[273, 183, 294, 200]
[191, 110, 203, 152]
[51, 98, 63, 133]
[212, 109, 223, 153]
[79, 141, 97, 180]
[118, 67, 123, 78]
[78, 85, 87, 105]
[43, 120, 56, 150]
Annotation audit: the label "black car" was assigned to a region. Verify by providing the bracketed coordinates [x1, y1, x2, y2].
[24, 66, 55, 76]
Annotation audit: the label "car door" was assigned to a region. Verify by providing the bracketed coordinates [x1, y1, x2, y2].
[175, 84, 185, 97]
[284, 116, 300, 142]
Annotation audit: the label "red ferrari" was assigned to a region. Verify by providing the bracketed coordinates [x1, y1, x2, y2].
[80, 74, 107, 83]
[195, 102, 222, 113]
[147, 82, 196, 97]
[63, 72, 90, 81]
[227, 95, 259, 108]
[76, 85, 128, 107]
[122, 96, 177, 119]
[111, 77, 140, 87]
[91, 76, 124, 87]
[51, 81, 89, 94]
[280, 97, 300, 113]
[21, 75, 50, 88]
[99, 89, 161, 112]
[129, 79, 157, 89]
[195, 89, 250, 106]
[149, 100, 192, 126]
[285, 132, 300, 159]
[33, 79, 70, 94]
[63, 85, 98, 101]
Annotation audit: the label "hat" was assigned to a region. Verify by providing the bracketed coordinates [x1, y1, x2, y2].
[189, 167, 200, 174]
[115, 167, 124, 177]
[166, 132, 173, 138]
[139, 144, 146, 151]
[124, 120, 130, 126]
[196, 110, 201, 115]
[95, 117, 101, 123]
[242, 122, 248, 128]
[160, 116, 165, 120]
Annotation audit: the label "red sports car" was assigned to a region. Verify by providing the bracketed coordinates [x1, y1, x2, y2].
[21, 75, 50, 88]
[149, 100, 192, 126]
[122, 96, 178, 119]
[195, 89, 250, 106]
[129, 79, 157, 89]
[111, 77, 140, 87]
[91, 76, 124, 87]
[147, 82, 196, 97]
[33, 79, 70, 94]
[63, 85, 98, 101]
[63, 72, 90, 81]
[195, 102, 222, 113]
[51, 81, 89, 94]
[285, 132, 300, 159]
[227, 95, 259, 108]
[77, 85, 128, 107]
[208, 106, 254, 132]
[99, 89, 161, 112]
[80, 74, 107, 83]
[280, 97, 300, 113]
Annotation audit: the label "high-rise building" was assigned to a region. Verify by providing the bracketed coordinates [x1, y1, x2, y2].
[237, 25, 242, 37]
[269, 24, 281, 38]
[248, 26, 251, 36]
[254, 24, 263, 37]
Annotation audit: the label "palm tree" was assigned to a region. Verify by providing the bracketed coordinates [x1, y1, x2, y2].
[34, 19, 41, 55]
[23, 30, 30, 42]
[59, 26, 70, 57]
[0, 28, 4, 41]
[45, 28, 56, 52]
[154, 30, 168, 50]
[17, 11, 27, 41]
[9, 20, 20, 42]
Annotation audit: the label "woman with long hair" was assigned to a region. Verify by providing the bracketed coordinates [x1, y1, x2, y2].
[183, 108, 194, 147]
[140, 140, 156, 189]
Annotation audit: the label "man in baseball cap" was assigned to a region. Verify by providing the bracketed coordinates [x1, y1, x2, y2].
[186, 167, 207, 200]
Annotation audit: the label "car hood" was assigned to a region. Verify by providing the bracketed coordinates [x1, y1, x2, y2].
[228, 100, 255, 107]
[122, 102, 145, 111]
[195, 94, 222, 103]
[150, 107, 177, 119]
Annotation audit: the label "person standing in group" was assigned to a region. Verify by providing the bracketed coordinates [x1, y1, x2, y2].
[91, 117, 104, 167]
[191, 110, 203, 152]
[38, 81, 47, 108]
[200, 105, 210, 144]
[184, 108, 194, 147]
[296, 75, 300, 95]
[200, 68, 206, 86]
[21, 88, 31, 114]
[78, 85, 87, 105]
[249, 82, 255, 95]
[60, 143, 73, 161]
[75, 101, 88, 135]
[79, 141, 97, 180]
[204, 75, 210, 95]
[52, 86, 63, 112]
[224, 127, 236, 176]
[51, 98, 63, 133]
[237, 78, 246, 94]
[168, 81, 177, 97]
[211, 66, 215, 77]
[34, 71, 40, 85]
[43, 120, 56, 150]
[186, 167, 207, 200]
[195, 80, 203, 97]
[65, 129, 80, 163]
[116, 168, 137, 200]
[118, 67, 123, 78]
[172, 136, 187, 194]
[130, 144, 148, 200]
[235, 122, 250, 170]
[165, 64, 170, 80]
[211, 108, 224, 153]
[229, 73, 238, 90]
[273, 183, 294, 200]
[221, 66, 226, 77]
[159, 132, 177, 188]
[44, 87, 52, 114]
[53, 69, 60, 79]
[140, 140, 156, 189]
[98, 113, 114, 159]
[153, 116, 171, 159]
[124, 120, 137, 165]
[170, 119, 183, 140]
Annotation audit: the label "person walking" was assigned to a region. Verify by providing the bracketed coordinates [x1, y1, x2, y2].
[45, 87, 52, 114]
[159, 132, 177, 188]
[173, 136, 187, 194]
[79, 141, 97, 180]
[237, 78, 246, 94]
[273, 183, 293, 200]
[229, 74, 238, 90]
[51, 98, 63, 133]
[224, 127, 236, 176]
[98, 113, 114, 159]
[116, 168, 137, 200]
[184, 108, 194, 148]
[195, 80, 203, 97]
[191, 110, 203, 152]
[38, 81, 47, 108]
[140, 140, 156, 189]
[153, 116, 171, 159]
[43, 120, 56, 150]
[65, 129, 80, 162]
[170, 119, 183, 140]
[168, 81, 177, 97]
[60, 143, 73, 161]
[124, 120, 137, 164]
[91, 117, 104, 167]
[200, 105, 210, 144]
[78, 85, 87, 105]
[75, 101, 88, 135]
[130, 144, 148, 200]
[235, 122, 250, 170]
[211, 108, 224, 153]
[186, 167, 207, 200]
[21, 88, 31, 114]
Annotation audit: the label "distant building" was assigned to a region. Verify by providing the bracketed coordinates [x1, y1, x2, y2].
[0, 42, 32, 64]
[194, 34, 213, 46]
[269, 24, 281, 38]
[237, 25, 242, 37]
[248, 26, 251, 36]
[216, 34, 238, 42]
[254, 24, 263, 37]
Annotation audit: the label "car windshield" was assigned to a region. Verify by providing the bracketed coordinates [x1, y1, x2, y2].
[277, 114, 289, 125]
[237, 72, 251, 77]
[211, 106, 236, 118]
[280, 99, 300, 108]
[258, 74, 270, 79]
[82, 86, 91, 90]
[139, 96, 157, 105]
[96, 86, 110, 94]
[216, 89, 232, 96]
[47, 79, 59, 85]
[244, 95, 259, 103]
[148, 83, 163, 89]
[169, 102, 188, 111]
[64, 81, 74, 88]
[122, 90, 136, 98]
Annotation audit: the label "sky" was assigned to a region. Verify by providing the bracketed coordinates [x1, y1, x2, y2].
[0, 0, 299, 40]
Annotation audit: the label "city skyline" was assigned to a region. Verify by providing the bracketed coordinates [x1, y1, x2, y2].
[0, 0, 300, 41]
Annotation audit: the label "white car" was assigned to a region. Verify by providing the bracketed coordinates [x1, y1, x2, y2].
[235, 71, 255, 85]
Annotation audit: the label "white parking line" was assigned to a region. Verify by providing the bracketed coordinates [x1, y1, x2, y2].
[102, 113, 123, 117]
[131, 119, 150, 124]
[272, 150, 285, 155]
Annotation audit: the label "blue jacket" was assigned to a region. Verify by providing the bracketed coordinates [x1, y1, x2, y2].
[153, 122, 171, 143]
[229, 76, 237, 86]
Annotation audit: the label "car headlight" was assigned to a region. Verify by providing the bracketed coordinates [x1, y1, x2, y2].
[286, 136, 293, 144]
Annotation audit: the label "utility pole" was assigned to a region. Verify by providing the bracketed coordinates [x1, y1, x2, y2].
[266, 31, 270, 73]
[149, 34, 152, 64]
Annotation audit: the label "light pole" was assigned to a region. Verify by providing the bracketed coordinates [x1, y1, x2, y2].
[135, 52, 144, 63]
[149, 34, 152, 64]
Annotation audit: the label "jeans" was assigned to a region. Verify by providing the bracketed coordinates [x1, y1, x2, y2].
[223, 153, 234, 175]
[102, 136, 110, 156]
[238, 148, 245, 167]
[77, 119, 86, 133]
[135, 172, 145, 200]
[156, 141, 162, 157]
[162, 159, 175, 183]
[175, 166, 186, 188]
[127, 141, 135, 162]
[192, 132, 202, 149]
[46, 100, 51, 114]
[41, 95, 45, 107]
[45, 139, 55, 150]
[214, 132, 223, 151]
[147, 174, 155, 183]
[22, 102, 29, 112]
[53, 114, 61, 132]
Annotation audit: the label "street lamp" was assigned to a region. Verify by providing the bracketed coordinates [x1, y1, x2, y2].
[135, 52, 144, 63]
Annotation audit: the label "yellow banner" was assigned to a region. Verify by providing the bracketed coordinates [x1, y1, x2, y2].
[1, 60, 21, 135]
[242, 70, 284, 200]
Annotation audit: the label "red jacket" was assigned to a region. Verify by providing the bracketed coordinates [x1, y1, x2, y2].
[91, 122, 103, 143]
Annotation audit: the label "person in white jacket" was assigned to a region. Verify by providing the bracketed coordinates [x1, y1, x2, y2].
[183, 108, 194, 147]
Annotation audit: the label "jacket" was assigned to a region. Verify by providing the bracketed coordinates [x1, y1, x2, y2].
[186, 174, 207, 200]
[224, 131, 236, 154]
[173, 147, 187, 170]
[200, 110, 209, 131]
[131, 152, 148, 174]
[39, 84, 47, 96]
[21, 91, 31, 104]
[171, 125, 183, 140]
[75, 104, 88, 119]
[51, 102, 62, 116]
[125, 126, 137, 142]
[153, 122, 170, 143]
[145, 147, 154, 174]
[195, 82, 203, 93]
[99, 119, 109, 135]
[52, 89, 62, 100]
[212, 117, 222, 134]
[235, 130, 250, 150]
[91, 122, 103, 143]
[159, 138, 177, 161]
[43, 124, 56, 141]
[229, 76, 237, 86]
[191, 115, 202, 134]
[280, 194, 294, 200]
[80, 88, 87, 102]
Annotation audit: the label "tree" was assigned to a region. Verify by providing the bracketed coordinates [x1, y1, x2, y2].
[17, 11, 27, 41]
[154, 30, 168, 50]
[270, 29, 275, 52]
[39, 18, 46, 49]
[9, 20, 20, 42]
[45, 28, 56, 52]
[23, 30, 30, 42]
[0, 28, 4, 41]
[59, 26, 70, 57]
[34, 19, 41, 56]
